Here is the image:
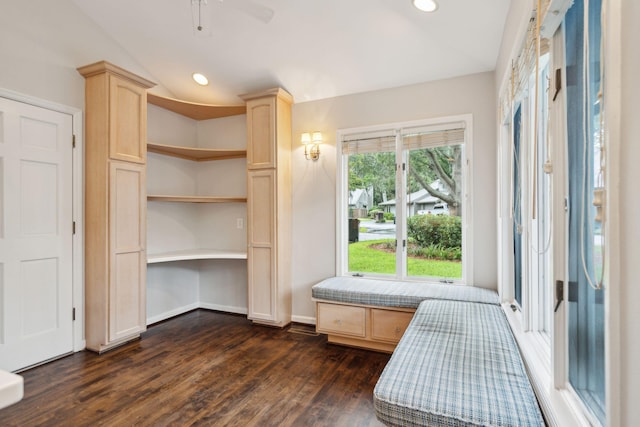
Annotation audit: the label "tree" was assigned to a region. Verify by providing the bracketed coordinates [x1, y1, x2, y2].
[348, 152, 396, 206]
[409, 146, 462, 216]
[346, 146, 463, 216]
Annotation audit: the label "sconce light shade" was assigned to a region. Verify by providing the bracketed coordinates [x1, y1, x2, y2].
[302, 131, 321, 161]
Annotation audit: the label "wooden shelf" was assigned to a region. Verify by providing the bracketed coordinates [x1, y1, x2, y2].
[147, 93, 246, 120]
[147, 142, 246, 162]
[148, 195, 247, 203]
[148, 249, 247, 264]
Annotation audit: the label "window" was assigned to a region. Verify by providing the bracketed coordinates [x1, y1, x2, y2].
[565, 0, 605, 422]
[337, 116, 471, 284]
[533, 57, 552, 338]
[498, 0, 607, 425]
[512, 105, 523, 306]
[344, 131, 397, 276]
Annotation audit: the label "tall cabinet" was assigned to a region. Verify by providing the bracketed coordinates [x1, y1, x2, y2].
[240, 88, 293, 327]
[78, 61, 155, 352]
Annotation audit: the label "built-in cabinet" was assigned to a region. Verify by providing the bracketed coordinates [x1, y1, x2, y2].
[316, 301, 415, 353]
[80, 62, 292, 341]
[240, 88, 293, 327]
[78, 61, 155, 353]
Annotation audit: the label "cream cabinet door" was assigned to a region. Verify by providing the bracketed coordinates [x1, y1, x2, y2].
[246, 97, 275, 170]
[109, 160, 146, 341]
[109, 75, 147, 164]
[247, 169, 275, 321]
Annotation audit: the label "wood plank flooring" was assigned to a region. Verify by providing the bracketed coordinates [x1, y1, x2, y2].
[0, 310, 390, 427]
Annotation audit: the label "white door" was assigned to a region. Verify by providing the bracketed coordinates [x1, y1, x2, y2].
[0, 97, 73, 372]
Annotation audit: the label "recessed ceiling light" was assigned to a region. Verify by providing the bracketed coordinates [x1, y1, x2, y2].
[413, 0, 439, 13]
[192, 72, 209, 86]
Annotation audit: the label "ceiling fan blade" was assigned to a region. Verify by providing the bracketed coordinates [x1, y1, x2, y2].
[227, 0, 275, 24]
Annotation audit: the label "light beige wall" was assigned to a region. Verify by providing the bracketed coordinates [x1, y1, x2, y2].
[0, 0, 164, 109]
[291, 72, 497, 322]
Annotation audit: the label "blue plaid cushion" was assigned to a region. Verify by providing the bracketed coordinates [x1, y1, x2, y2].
[374, 300, 544, 427]
[312, 277, 499, 308]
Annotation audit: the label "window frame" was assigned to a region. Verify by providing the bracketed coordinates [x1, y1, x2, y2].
[336, 114, 474, 284]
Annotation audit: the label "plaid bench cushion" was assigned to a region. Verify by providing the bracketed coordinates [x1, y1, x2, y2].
[374, 300, 544, 427]
[311, 277, 499, 308]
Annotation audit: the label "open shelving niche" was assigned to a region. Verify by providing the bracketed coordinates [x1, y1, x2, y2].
[146, 94, 249, 325]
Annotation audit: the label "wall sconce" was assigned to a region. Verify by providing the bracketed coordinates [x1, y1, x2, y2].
[301, 132, 321, 161]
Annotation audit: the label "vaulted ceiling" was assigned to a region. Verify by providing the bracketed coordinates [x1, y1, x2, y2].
[72, 0, 510, 104]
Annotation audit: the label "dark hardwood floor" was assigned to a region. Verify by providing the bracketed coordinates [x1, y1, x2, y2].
[0, 310, 390, 427]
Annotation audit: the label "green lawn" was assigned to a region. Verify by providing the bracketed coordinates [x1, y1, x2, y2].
[348, 239, 462, 278]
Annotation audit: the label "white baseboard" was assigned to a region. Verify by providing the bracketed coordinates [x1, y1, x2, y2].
[146, 303, 200, 325]
[199, 302, 248, 315]
[291, 315, 316, 325]
[148, 304, 316, 326]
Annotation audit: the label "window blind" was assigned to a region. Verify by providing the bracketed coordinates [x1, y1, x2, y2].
[402, 126, 465, 150]
[341, 130, 396, 154]
[341, 121, 465, 154]
[512, 14, 539, 98]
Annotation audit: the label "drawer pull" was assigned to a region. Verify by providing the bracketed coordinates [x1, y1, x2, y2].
[334, 319, 342, 325]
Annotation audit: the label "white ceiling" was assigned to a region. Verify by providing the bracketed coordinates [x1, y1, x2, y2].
[71, 0, 511, 105]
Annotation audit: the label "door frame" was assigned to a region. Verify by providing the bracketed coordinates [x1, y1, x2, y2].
[0, 88, 85, 352]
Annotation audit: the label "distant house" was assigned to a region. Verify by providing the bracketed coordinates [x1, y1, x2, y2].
[349, 187, 374, 217]
[379, 180, 446, 216]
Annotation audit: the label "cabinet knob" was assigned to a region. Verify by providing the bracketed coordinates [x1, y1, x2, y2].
[334, 319, 342, 325]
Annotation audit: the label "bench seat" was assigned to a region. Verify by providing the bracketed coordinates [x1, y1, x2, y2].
[312, 277, 500, 352]
[374, 299, 544, 427]
[312, 276, 500, 308]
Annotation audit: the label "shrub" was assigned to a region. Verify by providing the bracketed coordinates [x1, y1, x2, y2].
[408, 243, 462, 261]
[407, 214, 462, 249]
[383, 212, 395, 221]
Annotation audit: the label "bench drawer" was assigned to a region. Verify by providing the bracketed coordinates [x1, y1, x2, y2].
[370, 309, 414, 343]
[317, 303, 365, 337]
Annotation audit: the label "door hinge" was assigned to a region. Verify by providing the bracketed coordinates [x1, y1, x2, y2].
[553, 68, 562, 101]
[72, 307, 76, 321]
[72, 221, 76, 235]
[72, 134, 76, 148]
[554, 280, 564, 312]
